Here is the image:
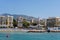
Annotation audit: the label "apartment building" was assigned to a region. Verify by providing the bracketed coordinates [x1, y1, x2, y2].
[17, 16, 23, 27]
[0, 15, 13, 28]
[47, 17, 60, 27]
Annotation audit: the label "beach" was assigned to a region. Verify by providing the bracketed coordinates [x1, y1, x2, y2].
[0, 28, 60, 33]
[0, 28, 46, 33]
[0, 28, 29, 32]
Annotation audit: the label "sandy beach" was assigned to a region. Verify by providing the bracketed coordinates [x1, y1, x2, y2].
[0, 28, 29, 32]
[0, 28, 60, 32]
[0, 28, 46, 32]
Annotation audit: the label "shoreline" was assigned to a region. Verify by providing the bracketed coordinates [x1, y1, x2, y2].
[0, 28, 60, 32]
[0, 28, 46, 32]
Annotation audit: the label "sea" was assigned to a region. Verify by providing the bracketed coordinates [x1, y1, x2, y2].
[0, 32, 60, 40]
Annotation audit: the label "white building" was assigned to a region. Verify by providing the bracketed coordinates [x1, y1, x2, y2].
[17, 16, 23, 27]
[0, 15, 13, 28]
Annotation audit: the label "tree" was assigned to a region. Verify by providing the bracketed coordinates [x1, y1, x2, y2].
[13, 19, 18, 28]
[22, 20, 30, 28]
[40, 22, 45, 25]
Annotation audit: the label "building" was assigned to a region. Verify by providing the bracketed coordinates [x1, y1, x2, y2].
[17, 16, 23, 27]
[0, 15, 13, 28]
[47, 17, 60, 27]
[29, 18, 46, 30]
[31, 18, 40, 24]
[40, 19, 46, 26]
[31, 18, 34, 23]
[26, 20, 31, 24]
[40, 19, 47, 29]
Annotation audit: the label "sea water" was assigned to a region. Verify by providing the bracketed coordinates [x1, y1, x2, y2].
[0, 32, 60, 40]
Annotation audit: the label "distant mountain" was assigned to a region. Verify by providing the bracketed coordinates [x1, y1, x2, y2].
[1, 13, 38, 20]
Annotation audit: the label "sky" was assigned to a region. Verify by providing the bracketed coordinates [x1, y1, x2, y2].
[0, 0, 60, 18]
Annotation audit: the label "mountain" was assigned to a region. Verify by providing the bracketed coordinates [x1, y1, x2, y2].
[1, 13, 38, 20]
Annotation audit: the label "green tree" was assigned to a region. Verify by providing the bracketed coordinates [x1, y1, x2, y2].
[22, 20, 30, 28]
[40, 22, 45, 25]
[13, 19, 18, 28]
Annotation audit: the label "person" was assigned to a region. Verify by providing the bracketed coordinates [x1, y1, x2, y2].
[6, 34, 9, 38]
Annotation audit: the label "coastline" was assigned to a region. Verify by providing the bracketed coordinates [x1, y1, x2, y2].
[0, 28, 46, 32]
[0, 28, 60, 33]
[0, 28, 29, 32]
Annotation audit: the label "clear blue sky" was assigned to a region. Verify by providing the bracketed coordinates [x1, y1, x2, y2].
[0, 0, 60, 18]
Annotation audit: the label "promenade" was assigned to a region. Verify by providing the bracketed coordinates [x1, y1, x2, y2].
[0, 28, 29, 32]
[0, 28, 46, 32]
[0, 28, 60, 32]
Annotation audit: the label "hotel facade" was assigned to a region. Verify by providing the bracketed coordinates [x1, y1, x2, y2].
[17, 16, 23, 27]
[47, 17, 60, 27]
[0, 15, 13, 28]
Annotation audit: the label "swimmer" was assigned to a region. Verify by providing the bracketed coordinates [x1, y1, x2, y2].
[6, 35, 8, 38]
[6, 34, 9, 38]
